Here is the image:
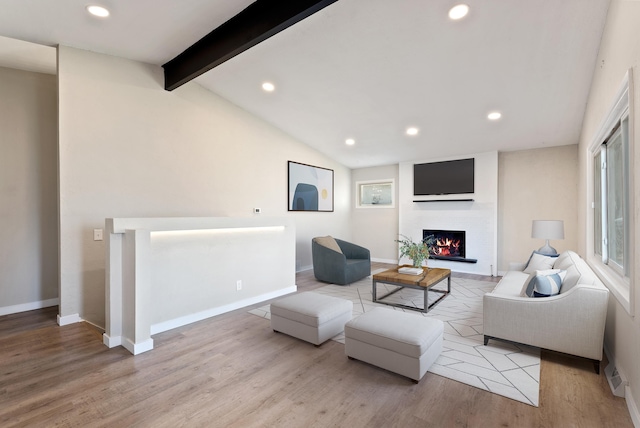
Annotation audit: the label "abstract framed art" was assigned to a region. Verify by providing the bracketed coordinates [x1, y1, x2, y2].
[288, 161, 334, 212]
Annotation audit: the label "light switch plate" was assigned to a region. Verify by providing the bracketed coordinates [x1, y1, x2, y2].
[93, 229, 103, 241]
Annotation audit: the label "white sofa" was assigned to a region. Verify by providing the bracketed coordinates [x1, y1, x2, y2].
[483, 250, 609, 373]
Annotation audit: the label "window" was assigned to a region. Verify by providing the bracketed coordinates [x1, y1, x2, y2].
[589, 69, 634, 315]
[356, 180, 395, 208]
[594, 115, 629, 276]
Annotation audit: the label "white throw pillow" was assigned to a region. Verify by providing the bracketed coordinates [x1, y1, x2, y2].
[523, 252, 558, 274]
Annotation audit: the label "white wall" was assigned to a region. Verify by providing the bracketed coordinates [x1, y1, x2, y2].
[498, 146, 579, 271]
[0, 66, 58, 315]
[149, 221, 294, 327]
[351, 164, 399, 263]
[399, 152, 498, 275]
[577, 0, 640, 422]
[57, 46, 351, 327]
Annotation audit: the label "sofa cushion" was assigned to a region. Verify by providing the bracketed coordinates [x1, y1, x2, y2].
[314, 236, 343, 254]
[521, 269, 566, 297]
[553, 251, 573, 270]
[524, 251, 559, 274]
[491, 271, 529, 297]
[559, 265, 578, 291]
[553, 251, 597, 292]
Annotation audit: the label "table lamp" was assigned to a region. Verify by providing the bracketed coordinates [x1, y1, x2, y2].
[531, 220, 564, 255]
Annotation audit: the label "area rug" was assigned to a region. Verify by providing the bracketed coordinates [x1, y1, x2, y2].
[249, 269, 540, 406]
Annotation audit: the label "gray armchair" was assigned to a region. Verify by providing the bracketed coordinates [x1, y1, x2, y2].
[312, 236, 371, 285]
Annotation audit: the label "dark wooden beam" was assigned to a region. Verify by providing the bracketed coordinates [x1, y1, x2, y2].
[162, 0, 339, 91]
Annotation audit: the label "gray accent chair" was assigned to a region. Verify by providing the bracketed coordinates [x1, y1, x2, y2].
[312, 236, 371, 285]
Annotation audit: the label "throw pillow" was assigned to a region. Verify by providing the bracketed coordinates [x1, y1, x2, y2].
[521, 269, 566, 297]
[314, 236, 343, 254]
[523, 251, 559, 274]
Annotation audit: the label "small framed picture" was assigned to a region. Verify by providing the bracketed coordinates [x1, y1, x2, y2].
[356, 179, 395, 208]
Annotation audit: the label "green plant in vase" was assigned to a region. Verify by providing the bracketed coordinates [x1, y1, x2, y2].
[396, 234, 436, 268]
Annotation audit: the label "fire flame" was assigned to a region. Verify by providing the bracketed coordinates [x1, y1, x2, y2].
[429, 237, 461, 257]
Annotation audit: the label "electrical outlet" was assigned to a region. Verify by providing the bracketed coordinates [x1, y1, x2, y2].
[236, 280, 242, 291]
[93, 229, 103, 241]
[254, 207, 261, 214]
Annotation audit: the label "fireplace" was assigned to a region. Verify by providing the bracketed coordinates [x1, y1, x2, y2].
[423, 229, 476, 263]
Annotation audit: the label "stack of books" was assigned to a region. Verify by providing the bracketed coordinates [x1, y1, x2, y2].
[398, 267, 424, 275]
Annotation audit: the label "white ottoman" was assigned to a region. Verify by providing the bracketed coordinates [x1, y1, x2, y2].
[345, 307, 444, 382]
[270, 292, 353, 346]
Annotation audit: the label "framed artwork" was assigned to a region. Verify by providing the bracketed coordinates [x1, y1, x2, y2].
[288, 161, 334, 212]
[355, 179, 395, 208]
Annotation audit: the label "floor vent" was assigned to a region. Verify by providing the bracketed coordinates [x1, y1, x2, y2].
[605, 363, 627, 397]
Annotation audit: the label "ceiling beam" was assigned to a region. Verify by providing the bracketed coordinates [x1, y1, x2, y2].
[162, 0, 339, 91]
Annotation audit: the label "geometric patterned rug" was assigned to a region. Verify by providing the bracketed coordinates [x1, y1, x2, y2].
[249, 269, 541, 406]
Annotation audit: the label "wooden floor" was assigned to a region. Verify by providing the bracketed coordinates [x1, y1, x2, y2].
[0, 263, 633, 427]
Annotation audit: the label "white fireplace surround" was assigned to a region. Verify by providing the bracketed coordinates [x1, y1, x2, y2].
[399, 151, 498, 276]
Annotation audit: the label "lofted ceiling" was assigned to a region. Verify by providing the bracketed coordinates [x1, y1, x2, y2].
[0, 0, 610, 168]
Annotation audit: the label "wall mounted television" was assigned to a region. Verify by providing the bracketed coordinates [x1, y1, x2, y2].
[413, 158, 474, 195]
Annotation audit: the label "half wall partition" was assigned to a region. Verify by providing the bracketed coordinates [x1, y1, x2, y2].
[104, 217, 296, 355]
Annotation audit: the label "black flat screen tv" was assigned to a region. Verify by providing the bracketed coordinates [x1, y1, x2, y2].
[413, 158, 474, 195]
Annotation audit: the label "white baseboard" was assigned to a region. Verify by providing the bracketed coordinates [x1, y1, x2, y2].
[57, 312, 82, 326]
[83, 318, 105, 332]
[371, 257, 397, 264]
[122, 337, 154, 355]
[627, 387, 640, 428]
[296, 264, 313, 272]
[0, 298, 59, 317]
[103, 333, 122, 348]
[604, 344, 639, 426]
[150, 285, 297, 335]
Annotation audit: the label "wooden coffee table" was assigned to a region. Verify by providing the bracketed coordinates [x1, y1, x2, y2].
[372, 266, 451, 313]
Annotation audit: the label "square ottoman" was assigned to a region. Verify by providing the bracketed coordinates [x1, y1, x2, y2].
[344, 307, 443, 382]
[270, 291, 353, 346]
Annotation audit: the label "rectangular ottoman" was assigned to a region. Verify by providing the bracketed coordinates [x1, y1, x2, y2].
[270, 291, 353, 346]
[344, 307, 443, 382]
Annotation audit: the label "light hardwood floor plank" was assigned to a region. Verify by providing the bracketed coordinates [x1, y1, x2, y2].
[0, 264, 632, 427]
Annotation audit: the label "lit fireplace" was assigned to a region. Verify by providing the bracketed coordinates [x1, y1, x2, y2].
[423, 229, 466, 260]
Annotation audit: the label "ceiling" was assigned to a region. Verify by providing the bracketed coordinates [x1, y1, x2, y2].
[0, 0, 610, 168]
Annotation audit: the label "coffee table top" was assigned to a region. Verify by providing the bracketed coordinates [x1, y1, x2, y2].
[373, 265, 451, 288]
[419, 267, 451, 288]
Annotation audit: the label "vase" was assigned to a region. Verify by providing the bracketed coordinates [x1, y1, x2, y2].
[412, 259, 423, 268]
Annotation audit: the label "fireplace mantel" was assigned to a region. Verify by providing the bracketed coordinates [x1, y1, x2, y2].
[413, 199, 474, 203]
[430, 255, 477, 263]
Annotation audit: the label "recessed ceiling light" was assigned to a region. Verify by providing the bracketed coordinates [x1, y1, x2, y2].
[488, 111, 502, 120]
[448, 4, 469, 20]
[345, 138, 355, 146]
[86, 5, 110, 18]
[262, 82, 275, 92]
[406, 127, 419, 136]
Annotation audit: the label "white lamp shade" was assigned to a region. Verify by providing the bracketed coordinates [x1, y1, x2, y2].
[531, 220, 564, 240]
